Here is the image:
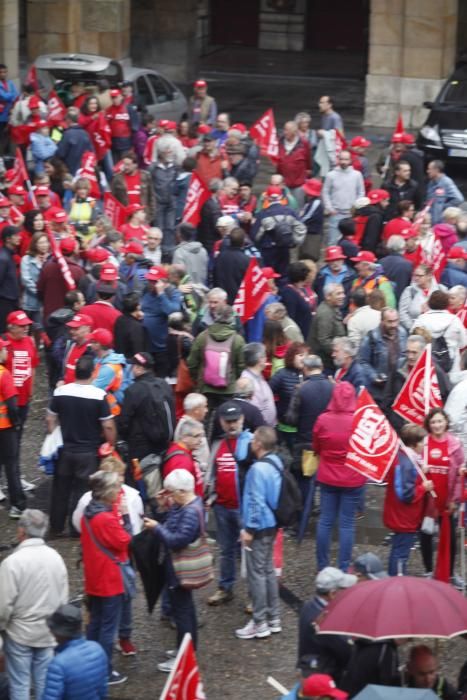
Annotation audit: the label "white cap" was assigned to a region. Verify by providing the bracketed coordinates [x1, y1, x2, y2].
[315, 567, 358, 593]
[216, 215, 235, 228]
[354, 197, 370, 209]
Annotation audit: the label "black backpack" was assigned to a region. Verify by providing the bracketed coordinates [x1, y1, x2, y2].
[432, 324, 453, 373]
[140, 380, 175, 446]
[271, 216, 295, 248]
[264, 456, 302, 527]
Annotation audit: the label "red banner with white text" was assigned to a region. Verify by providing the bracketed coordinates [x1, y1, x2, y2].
[104, 192, 127, 231]
[159, 633, 205, 700]
[232, 259, 270, 324]
[182, 173, 210, 227]
[392, 346, 443, 425]
[249, 108, 279, 164]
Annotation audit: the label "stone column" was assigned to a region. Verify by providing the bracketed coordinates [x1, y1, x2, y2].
[131, 0, 198, 83]
[27, 0, 80, 58]
[0, 0, 19, 83]
[364, 0, 459, 128]
[79, 0, 129, 60]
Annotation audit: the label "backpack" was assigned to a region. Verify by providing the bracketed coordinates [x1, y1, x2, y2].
[140, 380, 175, 446]
[139, 449, 185, 499]
[203, 333, 234, 388]
[263, 456, 302, 527]
[432, 324, 453, 373]
[271, 215, 295, 248]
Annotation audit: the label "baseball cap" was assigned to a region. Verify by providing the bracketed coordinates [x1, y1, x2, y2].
[391, 132, 406, 144]
[231, 122, 247, 133]
[325, 246, 346, 262]
[350, 136, 371, 149]
[7, 310, 33, 326]
[7, 185, 26, 197]
[110, 88, 121, 98]
[100, 264, 119, 282]
[352, 552, 387, 580]
[127, 352, 154, 368]
[447, 246, 467, 260]
[0, 337, 10, 350]
[35, 186, 50, 197]
[219, 400, 243, 421]
[350, 250, 376, 264]
[302, 675, 348, 700]
[85, 247, 110, 263]
[401, 133, 415, 145]
[158, 119, 170, 129]
[125, 203, 144, 217]
[266, 185, 282, 198]
[0, 196, 11, 208]
[216, 215, 235, 228]
[145, 265, 168, 281]
[89, 328, 113, 347]
[51, 209, 68, 223]
[201, 133, 215, 143]
[123, 241, 144, 257]
[197, 124, 211, 135]
[59, 237, 76, 254]
[354, 196, 370, 209]
[315, 567, 357, 593]
[166, 120, 177, 130]
[194, 79, 207, 88]
[28, 96, 41, 109]
[302, 178, 322, 198]
[47, 604, 82, 639]
[368, 189, 390, 204]
[66, 313, 93, 329]
[261, 267, 281, 279]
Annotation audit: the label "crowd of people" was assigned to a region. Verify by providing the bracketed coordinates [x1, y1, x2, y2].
[0, 63, 466, 699]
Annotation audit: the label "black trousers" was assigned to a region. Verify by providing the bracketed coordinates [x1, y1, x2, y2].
[168, 585, 198, 649]
[50, 450, 99, 533]
[419, 514, 457, 575]
[0, 428, 26, 509]
[0, 298, 18, 334]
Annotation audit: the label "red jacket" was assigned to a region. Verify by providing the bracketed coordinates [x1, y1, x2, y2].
[106, 104, 131, 140]
[37, 258, 85, 321]
[81, 301, 122, 340]
[80, 507, 131, 596]
[163, 442, 204, 498]
[276, 138, 311, 189]
[383, 448, 426, 532]
[312, 382, 366, 489]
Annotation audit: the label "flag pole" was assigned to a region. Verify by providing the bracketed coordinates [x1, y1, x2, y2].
[399, 440, 436, 498]
[422, 345, 431, 493]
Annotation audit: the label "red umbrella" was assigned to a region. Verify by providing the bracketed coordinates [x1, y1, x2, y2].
[317, 576, 467, 641]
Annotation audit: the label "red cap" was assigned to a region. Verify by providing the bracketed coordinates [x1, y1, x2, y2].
[52, 209, 68, 223]
[350, 136, 371, 149]
[66, 313, 93, 329]
[100, 264, 119, 281]
[86, 247, 110, 263]
[194, 79, 207, 88]
[368, 188, 390, 204]
[447, 246, 467, 260]
[261, 267, 281, 279]
[266, 185, 282, 198]
[33, 119, 50, 131]
[59, 237, 76, 254]
[302, 178, 322, 198]
[110, 89, 121, 98]
[145, 265, 168, 281]
[125, 203, 144, 217]
[391, 132, 406, 144]
[401, 225, 419, 239]
[7, 185, 26, 197]
[89, 328, 113, 347]
[197, 124, 211, 135]
[0, 337, 10, 350]
[302, 675, 348, 700]
[123, 241, 144, 256]
[35, 186, 50, 197]
[351, 250, 377, 264]
[402, 133, 415, 145]
[325, 245, 346, 262]
[7, 310, 32, 326]
[28, 96, 41, 109]
[0, 196, 11, 207]
[231, 122, 247, 133]
[166, 120, 177, 130]
[158, 119, 169, 128]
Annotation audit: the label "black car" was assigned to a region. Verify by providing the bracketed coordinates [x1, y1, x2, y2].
[417, 58, 467, 166]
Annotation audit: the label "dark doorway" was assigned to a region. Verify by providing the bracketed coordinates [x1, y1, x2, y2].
[210, 0, 260, 47]
[306, 0, 369, 52]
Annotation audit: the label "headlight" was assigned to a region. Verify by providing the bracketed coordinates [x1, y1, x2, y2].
[420, 125, 441, 143]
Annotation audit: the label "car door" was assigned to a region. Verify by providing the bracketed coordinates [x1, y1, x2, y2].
[146, 73, 186, 121]
[133, 74, 157, 116]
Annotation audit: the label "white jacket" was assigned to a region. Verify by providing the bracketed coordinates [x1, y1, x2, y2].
[72, 484, 144, 535]
[411, 309, 467, 377]
[0, 538, 68, 647]
[445, 375, 467, 456]
[346, 306, 381, 350]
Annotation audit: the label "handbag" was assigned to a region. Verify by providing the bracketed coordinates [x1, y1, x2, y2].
[175, 335, 194, 394]
[171, 507, 214, 590]
[301, 449, 319, 477]
[83, 517, 136, 598]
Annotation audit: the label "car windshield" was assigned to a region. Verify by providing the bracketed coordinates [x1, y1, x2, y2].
[440, 78, 467, 104]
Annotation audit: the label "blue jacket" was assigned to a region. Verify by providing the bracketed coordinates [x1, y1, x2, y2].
[314, 264, 355, 304]
[242, 452, 282, 532]
[335, 360, 369, 392]
[426, 175, 464, 225]
[142, 286, 182, 352]
[30, 132, 58, 174]
[92, 351, 127, 404]
[56, 125, 93, 175]
[0, 79, 18, 122]
[269, 367, 302, 422]
[440, 263, 467, 289]
[41, 637, 108, 700]
[358, 326, 407, 402]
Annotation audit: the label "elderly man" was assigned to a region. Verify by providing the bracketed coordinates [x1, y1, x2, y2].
[174, 393, 209, 478]
[276, 121, 311, 207]
[240, 342, 277, 426]
[332, 337, 368, 390]
[322, 150, 365, 245]
[286, 355, 334, 446]
[448, 284, 467, 330]
[351, 251, 396, 309]
[211, 376, 265, 440]
[308, 283, 346, 372]
[425, 160, 464, 225]
[358, 308, 407, 405]
[192, 287, 242, 336]
[346, 288, 382, 350]
[404, 645, 457, 700]
[0, 509, 68, 700]
[379, 235, 413, 302]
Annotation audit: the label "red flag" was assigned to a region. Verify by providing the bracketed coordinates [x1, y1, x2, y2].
[76, 151, 101, 200]
[88, 112, 111, 161]
[26, 65, 39, 91]
[182, 173, 210, 227]
[249, 108, 279, 164]
[10, 148, 28, 188]
[159, 633, 205, 700]
[273, 528, 283, 577]
[104, 192, 127, 230]
[419, 236, 447, 282]
[44, 222, 76, 291]
[345, 388, 399, 483]
[232, 259, 270, 324]
[47, 90, 66, 125]
[392, 345, 443, 425]
[392, 113, 404, 140]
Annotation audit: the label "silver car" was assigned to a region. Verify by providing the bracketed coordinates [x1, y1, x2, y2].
[34, 53, 187, 121]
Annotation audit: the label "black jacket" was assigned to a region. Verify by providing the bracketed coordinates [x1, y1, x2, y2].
[384, 177, 421, 219]
[343, 640, 401, 696]
[379, 253, 413, 302]
[56, 125, 93, 175]
[213, 247, 251, 304]
[269, 367, 302, 422]
[285, 374, 334, 445]
[114, 313, 150, 360]
[280, 284, 312, 339]
[198, 196, 222, 253]
[0, 247, 19, 301]
[357, 204, 385, 252]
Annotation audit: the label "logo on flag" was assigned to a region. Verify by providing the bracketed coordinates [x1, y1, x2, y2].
[249, 108, 279, 164]
[392, 346, 443, 425]
[104, 192, 127, 230]
[345, 388, 399, 483]
[419, 236, 447, 282]
[232, 259, 270, 323]
[47, 90, 66, 125]
[160, 633, 206, 700]
[182, 173, 210, 227]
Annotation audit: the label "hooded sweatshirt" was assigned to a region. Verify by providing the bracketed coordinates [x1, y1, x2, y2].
[312, 381, 366, 488]
[92, 351, 127, 404]
[172, 240, 209, 285]
[187, 321, 245, 395]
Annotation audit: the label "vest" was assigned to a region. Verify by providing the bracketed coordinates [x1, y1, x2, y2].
[92, 361, 123, 416]
[0, 365, 13, 429]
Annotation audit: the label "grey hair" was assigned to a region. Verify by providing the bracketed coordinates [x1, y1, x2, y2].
[207, 287, 227, 301]
[213, 304, 234, 325]
[244, 342, 266, 367]
[294, 111, 311, 123]
[443, 206, 462, 222]
[303, 355, 323, 371]
[89, 471, 121, 501]
[407, 334, 428, 349]
[176, 418, 202, 439]
[332, 336, 358, 358]
[223, 176, 239, 189]
[235, 376, 254, 398]
[18, 509, 49, 538]
[264, 302, 286, 320]
[208, 178, 223, 193]
[386, 235, 406, 254]
[323, 282, 344, 298]
[449, 285, 467, 301]
[183, 393, 207, 412]
[164, 468, 195, 492]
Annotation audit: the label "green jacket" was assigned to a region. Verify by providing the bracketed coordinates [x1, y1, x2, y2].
[307, 301, 345, 370]
[187, 322, 245, 395]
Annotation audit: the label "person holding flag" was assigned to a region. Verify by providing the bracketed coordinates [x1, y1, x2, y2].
[276, 121, 311, 208]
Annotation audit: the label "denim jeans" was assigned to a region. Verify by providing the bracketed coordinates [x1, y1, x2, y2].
[87, 594, 124, 674]
[4, 636, 53, 700]
[388, 532, 417, 576]
[246, 534, 280, 624]
[213, 503, 241, 591]
[118, 596, 132, 639]
[316, 483, 364, 571]
[327, 213, 347, 246]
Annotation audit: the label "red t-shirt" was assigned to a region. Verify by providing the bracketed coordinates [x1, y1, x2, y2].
[214, 438, 239, 509]
[120, 223, 149, 242]
[63, 341, 90, 384]
[162, 443, 204, 498]
[4, 335, 39, 406]
[80, 302, 122, 340]
[124, 172, 142, 206]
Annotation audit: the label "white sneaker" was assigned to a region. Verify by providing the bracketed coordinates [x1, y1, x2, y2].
[0, 487, 6, 502]
[268, 619, 282, 634]
[21, 479, 36, 492]
[158, 657, 175, 673]
[235, 619, 271, 640]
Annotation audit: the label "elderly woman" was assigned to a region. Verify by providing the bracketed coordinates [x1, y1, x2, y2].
[80, 470, 131, 686]
[144, 469, 204, 673]
[399, 264, 446, 332]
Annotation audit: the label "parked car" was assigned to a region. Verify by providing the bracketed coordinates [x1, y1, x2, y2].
[417, 56, 467, 165]
[34, 53, 187, 121]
